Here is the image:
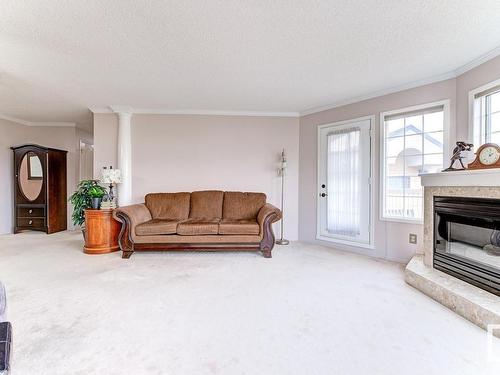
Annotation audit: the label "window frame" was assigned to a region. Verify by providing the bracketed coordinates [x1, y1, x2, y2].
[468, 78, 500, 146]
[380, 100, 450, 224]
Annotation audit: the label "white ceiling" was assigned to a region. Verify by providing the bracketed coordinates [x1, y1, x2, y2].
[1, 0, 500, 129]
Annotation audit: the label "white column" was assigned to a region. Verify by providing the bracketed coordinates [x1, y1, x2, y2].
[113, 108, 133, 207]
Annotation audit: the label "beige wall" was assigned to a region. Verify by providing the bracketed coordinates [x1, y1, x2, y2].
[0, 118, 86, 234]
[93, 114, 300, 240]
[299, 54, 500, 262]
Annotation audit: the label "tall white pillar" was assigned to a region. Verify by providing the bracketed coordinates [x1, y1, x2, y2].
[111, 106, 133, 207]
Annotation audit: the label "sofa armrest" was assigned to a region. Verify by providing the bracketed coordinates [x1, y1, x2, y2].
[113, 204, 152, 256]
[113, 204, 152, 227]
[257, 203, 282, 233]
[257, 204, 282, 258]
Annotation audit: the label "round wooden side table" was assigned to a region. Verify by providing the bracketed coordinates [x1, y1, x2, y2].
[83, 209, 121, 254]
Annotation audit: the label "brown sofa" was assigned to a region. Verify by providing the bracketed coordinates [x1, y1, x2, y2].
[113, 191, 282, 259]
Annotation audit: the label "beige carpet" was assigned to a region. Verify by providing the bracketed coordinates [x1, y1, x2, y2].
[0, 231, 498, 375]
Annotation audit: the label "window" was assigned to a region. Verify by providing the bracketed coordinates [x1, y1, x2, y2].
[381, 101, 448, 222]
[471, 82, 500, 146]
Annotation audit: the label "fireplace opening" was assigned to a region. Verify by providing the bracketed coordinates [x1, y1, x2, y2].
[434, 196, 500, 296]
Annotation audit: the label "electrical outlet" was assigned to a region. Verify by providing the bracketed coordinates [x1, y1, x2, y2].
[409, 233, 417, 244]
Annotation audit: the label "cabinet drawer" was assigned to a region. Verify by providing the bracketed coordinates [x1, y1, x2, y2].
[17, 217, 45, 229]
[18, 207, 45, 218]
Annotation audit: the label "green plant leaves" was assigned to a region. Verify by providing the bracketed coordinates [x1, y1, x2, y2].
[88, 185, 106, 198]
[69, 180, 108, 227]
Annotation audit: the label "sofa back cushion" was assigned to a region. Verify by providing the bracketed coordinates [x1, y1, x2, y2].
[145, 192, 191, 220]
[189, 190, 224, 219]
[223, 192, 266, 220]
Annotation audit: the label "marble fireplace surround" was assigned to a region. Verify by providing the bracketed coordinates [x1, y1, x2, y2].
[405, 169, 500, 337]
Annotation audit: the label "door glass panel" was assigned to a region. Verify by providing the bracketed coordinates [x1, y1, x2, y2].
[327, 128, 361, 237]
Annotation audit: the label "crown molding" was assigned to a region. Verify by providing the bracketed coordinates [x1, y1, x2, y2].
[89, 107, 113, 114]
[29, 121, 76, 127]
[0, 114, 31, 126]
[89, 107, 299, 117]
[300, 71, 456, 116]
[301, 45, 500, 117]
[0, 113, 75, 127]
[133, 108, 300, 117]
[453, 44, 500, 76]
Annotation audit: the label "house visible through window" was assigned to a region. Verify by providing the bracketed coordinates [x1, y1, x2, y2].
[381, 103, 446, 221]
[472, 84, 500, 146]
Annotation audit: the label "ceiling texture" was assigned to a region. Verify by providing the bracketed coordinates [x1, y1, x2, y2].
[1, 0, 500, 129]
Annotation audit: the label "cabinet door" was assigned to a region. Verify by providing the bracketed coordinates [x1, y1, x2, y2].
[47, 150, 67, 233]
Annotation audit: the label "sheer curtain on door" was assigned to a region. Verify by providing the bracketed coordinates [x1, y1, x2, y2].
[327, 127, 361, 237]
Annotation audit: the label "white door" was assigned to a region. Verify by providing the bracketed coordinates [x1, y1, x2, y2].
[317, 117, 372, 247]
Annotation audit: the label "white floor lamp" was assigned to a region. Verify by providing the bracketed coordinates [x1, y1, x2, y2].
[276, 149, 289, 245]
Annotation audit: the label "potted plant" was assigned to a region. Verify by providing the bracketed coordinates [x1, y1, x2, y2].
[88, 185, 107, 209]
[69, 180, 108, 234]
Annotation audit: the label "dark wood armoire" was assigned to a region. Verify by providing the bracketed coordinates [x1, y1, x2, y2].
[11, 144, 68, 234]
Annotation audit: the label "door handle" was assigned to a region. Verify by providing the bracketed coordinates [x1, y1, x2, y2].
[321, 193, 328, 197]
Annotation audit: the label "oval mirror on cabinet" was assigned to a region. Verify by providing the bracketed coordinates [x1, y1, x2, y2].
[19, 152, 43, 201]
[12, 144, 68, 234]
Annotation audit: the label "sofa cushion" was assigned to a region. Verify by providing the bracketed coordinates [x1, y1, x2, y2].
[219, 219, 260, 235]
[189, 191, 224, 219]
[135, 219, 179, 236]
[177, 218, 220, 235]
[223, 192, 266, 220]
[145, 193, 190, 220]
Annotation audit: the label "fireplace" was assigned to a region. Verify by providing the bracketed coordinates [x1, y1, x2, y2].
[405, 173, 500, 336]
[434, 196, 500, 296]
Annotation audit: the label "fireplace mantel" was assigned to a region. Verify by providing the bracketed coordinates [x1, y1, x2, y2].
[420, 168, 500, 187]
